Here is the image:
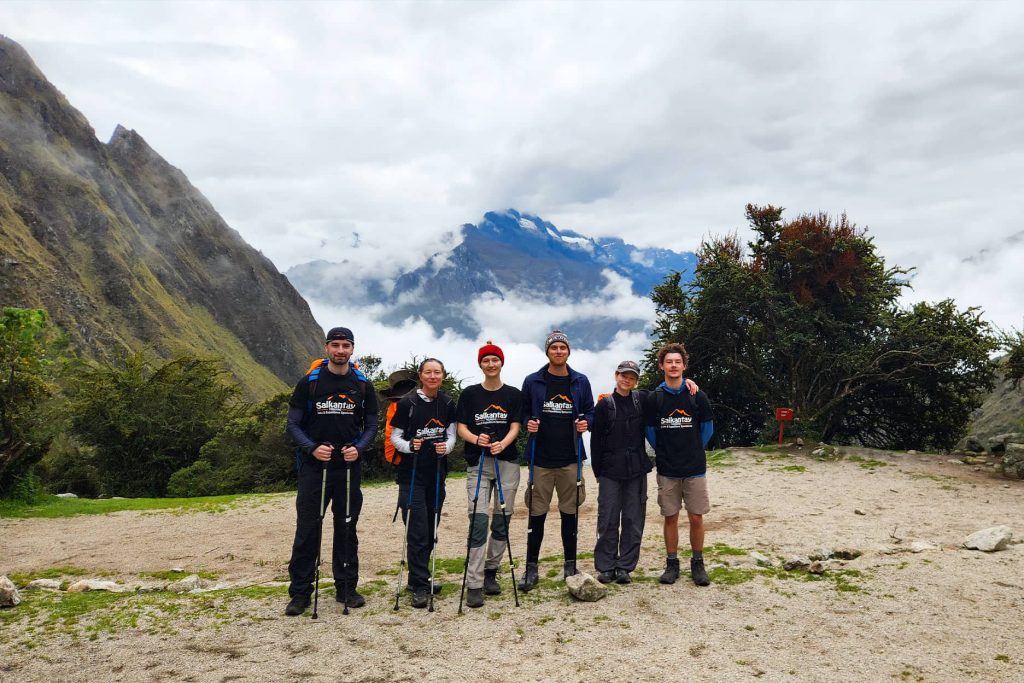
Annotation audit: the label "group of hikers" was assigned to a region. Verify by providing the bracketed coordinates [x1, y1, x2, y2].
[283, 326, 714, 616]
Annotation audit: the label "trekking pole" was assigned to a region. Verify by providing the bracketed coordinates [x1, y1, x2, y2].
[428, 452, 443, 613]
[312, 457, 329, 620]
[394, 445, 419, 611]
[458, 449, 485, 614]
[524, 416, 538, 549]
[340, 448, 352, 616]
[492, 452, 520, 607]
[574, 414, 584, 568]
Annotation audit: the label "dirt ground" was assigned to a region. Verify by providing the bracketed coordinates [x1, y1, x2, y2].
[2, 446, 1022, 683]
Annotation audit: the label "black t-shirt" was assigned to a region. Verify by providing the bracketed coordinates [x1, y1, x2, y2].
[644, 387, 713, 478]
[535, 371, 577, 468]
[390, 392, 457, 480]
[456, 383, 522, 466]
[289, 367, 378, 469]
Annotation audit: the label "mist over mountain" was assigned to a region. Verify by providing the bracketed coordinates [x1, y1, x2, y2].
[0, 35, 323, 395]
[287, 209, 697, 349]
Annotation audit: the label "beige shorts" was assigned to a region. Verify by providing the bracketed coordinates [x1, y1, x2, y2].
[656, 474, 710, 517]
[524, 463, 586, 515]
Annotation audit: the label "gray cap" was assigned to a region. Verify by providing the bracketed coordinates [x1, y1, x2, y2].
[615, 360, 641, 376]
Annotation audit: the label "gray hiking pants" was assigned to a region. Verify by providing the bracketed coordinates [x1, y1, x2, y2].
[594, 474, 647, 573]
[465, 458, 520, 589]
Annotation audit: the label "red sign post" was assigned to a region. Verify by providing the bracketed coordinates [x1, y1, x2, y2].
[775, 407, 794, 444]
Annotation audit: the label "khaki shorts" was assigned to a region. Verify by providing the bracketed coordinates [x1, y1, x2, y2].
[524, 463, 586, 515]
[656, 474, 710, 516]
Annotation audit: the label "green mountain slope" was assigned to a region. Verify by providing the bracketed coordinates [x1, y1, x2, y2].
[0, 36, 322, 396]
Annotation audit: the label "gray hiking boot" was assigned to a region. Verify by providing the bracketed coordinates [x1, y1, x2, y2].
[483, 568, 501, 595]
[562, 561, 578, 578]
[659, 558, 680, 585]
[691, 557, 711, 586]
[518, 562, 539, 592]
[466, 587, 484, 608]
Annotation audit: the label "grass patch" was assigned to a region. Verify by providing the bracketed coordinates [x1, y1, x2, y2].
[779, 465, 807, 473]
[707, 449, 736, 468]
[0, 493, 275, 519]
[704, 543, 747, 557]
[995, 654, 1010, 663]
[8, 566, 96, 586]
[139, 569, 220, 582]
[847, 455, 890, 470]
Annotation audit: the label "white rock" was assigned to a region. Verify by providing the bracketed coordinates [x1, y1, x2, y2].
[55, 492, 78, 498]
[66, 579, 125, 593]
[565, 572, 607, 602]
[749, 551, 774, 567]
[809, 547, 833, 562]
[0, 576, 22, 607]
[26, 578, 62, 590]
[168, 574, 205, 593]
[909, 541, 938, 553]
[963, 526, 1012, 552]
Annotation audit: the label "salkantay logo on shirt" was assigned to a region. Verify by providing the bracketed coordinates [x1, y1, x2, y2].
[316, 393, 357, 416]
[543, 394, 573, 416]
[475, 404, 509, 426]
[416, 417, 448, 441]
[660, 408, 693, 429]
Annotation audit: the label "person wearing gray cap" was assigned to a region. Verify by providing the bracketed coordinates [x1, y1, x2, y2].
[591, 361, 697, 584]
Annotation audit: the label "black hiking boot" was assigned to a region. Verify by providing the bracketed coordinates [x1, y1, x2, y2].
[284, 595, 310, 616]
[518, 563, 539, 592]
[562, 561, 577, 579]
[691, 557, 711, 586]
[596, 570, 616, 584]
[336, 588, 366, 608]
[615, 568, 632, 585]
[659, 558, 680, 585]
[406, 583, 442, 595]
[411, 589, 429, 609]
[483, 568, 501, 595]
[466, 588, 484, 608]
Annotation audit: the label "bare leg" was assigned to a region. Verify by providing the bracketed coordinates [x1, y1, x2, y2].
[688, 512, 704, 553]
[663, 513, 679, 554]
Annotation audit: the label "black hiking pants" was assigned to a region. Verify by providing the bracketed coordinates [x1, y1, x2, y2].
[288, 461, 362, 599]
[397, 466, 447, 591]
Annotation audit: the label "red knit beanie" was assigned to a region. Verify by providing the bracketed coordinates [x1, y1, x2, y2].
[478, 340, 504, 365]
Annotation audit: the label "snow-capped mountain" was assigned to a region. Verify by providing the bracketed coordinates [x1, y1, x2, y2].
[286, 209, 696, 349]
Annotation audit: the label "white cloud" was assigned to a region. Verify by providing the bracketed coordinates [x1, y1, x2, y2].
[2, 0, 1021, 331]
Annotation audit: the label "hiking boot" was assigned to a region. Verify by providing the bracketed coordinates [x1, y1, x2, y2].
[562, 561, 578, 578]
[336, 589, 366, 608]
[466, 588, 484, 608]
[483, 568, 501, 595]
[410, 589, 429, 609]
[691, 557, 711, 586]
[406, 583, 443, 595]
[659, 558, 680, 585]
[284, 595, 310, 616]
[518, 563, 539, 592]
[596, 570, 616, 584]
[615, 568, 632, 585]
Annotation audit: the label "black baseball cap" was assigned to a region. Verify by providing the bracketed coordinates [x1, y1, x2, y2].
[615, 360, 641, 376]
[326, 327, 354, 343]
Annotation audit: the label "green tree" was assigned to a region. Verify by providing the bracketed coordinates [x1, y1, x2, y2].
[647, 205, 997, 449]
[1001, 329, 1024, 387]
[68, 352, 241, 496]
[0, 307, 60, 499]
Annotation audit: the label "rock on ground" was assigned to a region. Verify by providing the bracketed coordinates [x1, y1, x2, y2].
[168, 574, 205, 593]
[999, 443, 1024, 480]
[66, 579, 125, 593]
[25, 579, 62, 590]
[0, 575, 22, 607]
[566, 572, 607, 602]
[963, 526, 1013, 552]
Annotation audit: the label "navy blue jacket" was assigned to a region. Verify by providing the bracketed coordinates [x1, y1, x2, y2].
[520, 364, 595, 460]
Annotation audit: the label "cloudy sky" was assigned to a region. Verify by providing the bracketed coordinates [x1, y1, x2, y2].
[2, 1, 1022, 383]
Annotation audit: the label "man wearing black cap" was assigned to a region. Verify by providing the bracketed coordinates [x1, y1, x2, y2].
[283, 326, 378, 616]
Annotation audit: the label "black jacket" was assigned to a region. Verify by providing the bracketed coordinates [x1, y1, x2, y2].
[590, 390, 653, 481]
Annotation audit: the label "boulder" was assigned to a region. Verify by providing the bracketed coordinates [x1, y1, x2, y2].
[909, 541, 938, 553]
[958, 434, 985, 453]
[749, 551, 774, 567]
[963, 526, 1013, 552]
[565, 572, 607, 602]
[807, 561, 826, 575]
[55, 492, 78, 498]
[0, 576, 21, 607]
[999, 443, 1024, 480]
[168, 574, 205, 593]
[783, 557, 810, 571]
[66, 579, 125, 593]
[987, 433, 1024, 454]
[26, 578, 62, 590]
[809, 547, 832, 562]
[831, 547, 862, 560]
